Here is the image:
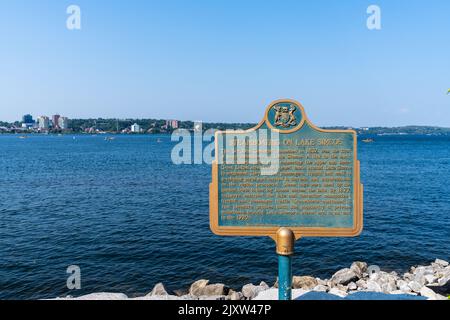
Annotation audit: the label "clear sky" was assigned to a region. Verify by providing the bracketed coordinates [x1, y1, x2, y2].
[0, 0, 449, 127]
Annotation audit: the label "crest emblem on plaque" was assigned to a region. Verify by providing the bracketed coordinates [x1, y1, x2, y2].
[274, 105, 297, 128]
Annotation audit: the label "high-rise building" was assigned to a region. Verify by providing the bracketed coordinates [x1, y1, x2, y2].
[21, 114, 35, 129]
[22, 114, 34, 124]
[37, 116, 50, 130]
[52, 115, 60, 129]
[58, 117, 69, 130]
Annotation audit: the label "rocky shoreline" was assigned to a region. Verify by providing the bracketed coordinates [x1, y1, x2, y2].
[57, 259, 450, 300]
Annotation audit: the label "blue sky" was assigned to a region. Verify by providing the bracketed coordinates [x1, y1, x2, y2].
[0, 0, 449, 126]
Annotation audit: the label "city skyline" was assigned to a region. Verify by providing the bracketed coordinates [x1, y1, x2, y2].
[0, 1, 449, 127]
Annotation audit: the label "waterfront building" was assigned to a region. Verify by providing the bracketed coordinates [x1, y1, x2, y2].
[37, 116, 50, 130]
[21, 114, 35, 128]
[131, 123, 141, 133]
[58, 117, 69, 130]
[52, 115, 60, 129]
[170, 120, 179, 129]
[165, 119, 179, 129]
[22, 114, 34, 125]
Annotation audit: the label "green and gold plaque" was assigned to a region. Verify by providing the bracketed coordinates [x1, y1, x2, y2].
[210, 99, 363, 239]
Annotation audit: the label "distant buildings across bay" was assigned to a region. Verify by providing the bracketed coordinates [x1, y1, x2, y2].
[1, 115, 450, 136]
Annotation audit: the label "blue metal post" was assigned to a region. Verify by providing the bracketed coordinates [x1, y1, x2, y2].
[278, 254, 292, 300]
[276, 228, 295, 301]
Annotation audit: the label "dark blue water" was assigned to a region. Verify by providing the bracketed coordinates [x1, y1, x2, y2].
[0, 134, 449, 299]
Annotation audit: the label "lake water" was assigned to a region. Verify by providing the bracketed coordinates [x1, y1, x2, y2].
[0, 134, 449, 299]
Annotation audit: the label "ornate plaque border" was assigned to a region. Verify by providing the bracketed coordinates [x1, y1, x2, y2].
[209, 99, 363, 240]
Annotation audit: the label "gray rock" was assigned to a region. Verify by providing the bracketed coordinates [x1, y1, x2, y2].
[403, 272, 413, 281]
[203, 284, 228, 296]
[331, 268, 359, 285]
[189, 280, 228, 296]
[259, 281, 270, 290]
[316, 278, 327, 286]
[312, 285, 328, 292]
[371, 271, 398, 293]
[350, 261, 368, 277]
[420, 286, 439, 300]
[408, 281, 423, 293]
[347, 282, 357, 291]
[148, 283, 168, 296]
[189, 279, 209, 296]
[435, 259, 449, 267]
[292, 276, 318, 290]
[438, 275, 450, 286]
[356, 279, 367, 289]
[424, 274, 436, 285]
[242, 282, 269, 300]
[228, 290, 243, 301]
[397, 280, 411, 293]
[366, 280, 382, 292]
[336, 284, 348, 292]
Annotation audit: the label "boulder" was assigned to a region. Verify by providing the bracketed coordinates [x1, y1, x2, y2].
[403, 272, 413, 281]
[350, 261, 368, 277]
[228, 290, 243, 301]
[365, 280, 382, 292]
[203, 284, 228, 296]
[407, 281, 423, 293]
[347, 282, 357, 291]
[292, 276, 318, 290]
[316, 278, 327, 286]
[189, 279, 209, 296]
[312, 285, 328, 292]
[242, 282, 269, 300]
[419, 286, 440, 300]
[189, 280, 228, 296]
[424, 274, 436, 285]
[331, 268, 359, 285]
[435, 259, 449, 267]
[397, 280, 411, 293]
[370, 272, 398, 293]
[148, 283, 168, 296]
[438, 275, 450, 286]
[356, 279, 367, 289]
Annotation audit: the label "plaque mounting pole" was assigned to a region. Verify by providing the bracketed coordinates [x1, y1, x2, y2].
[276, 228, 295, 300]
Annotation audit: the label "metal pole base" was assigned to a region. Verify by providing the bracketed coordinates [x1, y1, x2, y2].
[276, 228, 295, 301]
[278, 255, 292, 300]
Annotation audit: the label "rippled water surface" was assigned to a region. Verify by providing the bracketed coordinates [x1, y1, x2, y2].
[0, 134, 449, 299]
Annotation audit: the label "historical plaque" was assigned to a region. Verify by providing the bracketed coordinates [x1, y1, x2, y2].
[210, 99, 363, 239]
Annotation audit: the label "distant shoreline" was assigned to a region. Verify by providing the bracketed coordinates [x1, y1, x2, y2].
[2, 125, 450, 136]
